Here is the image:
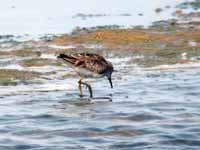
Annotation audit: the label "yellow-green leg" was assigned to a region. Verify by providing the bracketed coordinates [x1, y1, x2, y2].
[78, 79, 93, 98]
[78, 79, 83, 97]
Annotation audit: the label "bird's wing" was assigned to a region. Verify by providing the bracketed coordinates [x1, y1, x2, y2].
[72, 53, 108, 74]
[70, 53, 105, 61]
[57, 54, 77, 64]
[84, 58, 108, 74]
[58, 53, 108, 74]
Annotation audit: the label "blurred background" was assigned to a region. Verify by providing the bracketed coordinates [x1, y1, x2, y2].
[0, 0, 193, 35]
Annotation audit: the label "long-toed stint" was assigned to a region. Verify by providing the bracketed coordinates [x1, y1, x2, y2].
[57, 53, 114, 98]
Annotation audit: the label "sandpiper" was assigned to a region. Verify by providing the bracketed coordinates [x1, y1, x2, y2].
[57, 53, 113, 98]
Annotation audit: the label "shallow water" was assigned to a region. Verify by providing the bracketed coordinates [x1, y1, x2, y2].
[0, 53, 200, 149]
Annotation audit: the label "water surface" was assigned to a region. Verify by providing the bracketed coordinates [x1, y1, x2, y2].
[0, 53, 200, 149]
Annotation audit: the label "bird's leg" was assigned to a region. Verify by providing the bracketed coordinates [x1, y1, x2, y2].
[86, 82, 93, 98]
[78, 78, 83, 97]
[81, 81, 93, 98]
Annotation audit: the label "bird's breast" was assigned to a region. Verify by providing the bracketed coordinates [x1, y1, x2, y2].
[75, 67, 104, 78]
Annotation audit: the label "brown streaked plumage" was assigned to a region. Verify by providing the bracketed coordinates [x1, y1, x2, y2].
[57, 53, 114, 98]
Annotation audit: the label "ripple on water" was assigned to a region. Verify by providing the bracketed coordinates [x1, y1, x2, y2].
[159, 139, 200, 147]
[109, 142, 152, 150]
[110, 113, 165, 123]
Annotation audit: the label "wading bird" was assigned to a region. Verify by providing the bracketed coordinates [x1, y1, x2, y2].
[57, 53, 113, 98]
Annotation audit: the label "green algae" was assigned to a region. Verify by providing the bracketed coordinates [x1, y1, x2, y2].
[22, 58, 60, 67]
[0, 49, 41, 57]
[0, 69, 41, 85]
[128, 49, 200, 67]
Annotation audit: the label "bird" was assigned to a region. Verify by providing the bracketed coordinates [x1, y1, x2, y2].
[57, 53, 114, 98]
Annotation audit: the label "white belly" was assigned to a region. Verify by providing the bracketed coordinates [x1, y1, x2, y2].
[75, 67, 104, 78]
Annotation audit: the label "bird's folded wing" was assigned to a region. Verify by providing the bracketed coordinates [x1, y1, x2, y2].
[59, 53, 108, 74]
[84, 59, 107, 74]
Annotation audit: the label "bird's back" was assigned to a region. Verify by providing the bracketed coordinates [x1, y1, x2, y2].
[57, 53, 113, 78]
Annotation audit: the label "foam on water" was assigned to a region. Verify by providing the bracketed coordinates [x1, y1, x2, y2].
[47, 45, 76, 50]
[0, 81, 75, 96]
[147, 61, 200, 71]
[40, 54, 57, 60]
[0, 64, 25, 70]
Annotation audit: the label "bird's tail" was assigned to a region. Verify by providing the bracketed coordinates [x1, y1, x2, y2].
[57, 54, 76, 64]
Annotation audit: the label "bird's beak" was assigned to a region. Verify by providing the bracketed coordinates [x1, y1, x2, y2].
[108, 77, 113, 88]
